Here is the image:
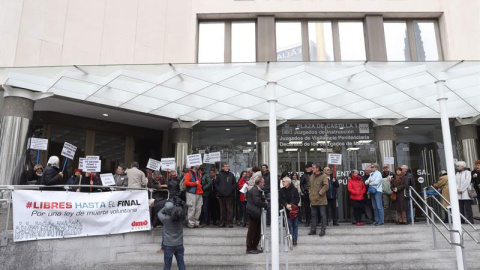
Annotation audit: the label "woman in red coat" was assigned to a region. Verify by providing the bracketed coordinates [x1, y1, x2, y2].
[348, 170, 367, 226]
[237, 171, 248, 227]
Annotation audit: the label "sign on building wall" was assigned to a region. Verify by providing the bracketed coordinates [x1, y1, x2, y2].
[12, 190, 150, 242]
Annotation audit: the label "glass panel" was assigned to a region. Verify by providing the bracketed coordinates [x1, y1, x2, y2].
[384, 21, 412, 61]
[413, 21, 440, 61]
[231, 22, 256, 62]
[93, 132, 126, 173]
[198, 22, 225, 63]
[338, 22, 366, 61]
[276, 22, 303, 61]
[308, 21, 334, 61]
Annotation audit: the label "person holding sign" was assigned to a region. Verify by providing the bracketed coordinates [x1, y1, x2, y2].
[126, 162, 147, 189]
[185, 166, 204, 228]
[215, 164, 236, 228]
[39, 156, 64, 191]
[78, 172, 102, 193]
[324, 167, 340, 226]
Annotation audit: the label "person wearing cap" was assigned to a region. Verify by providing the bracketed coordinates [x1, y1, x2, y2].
[471, 160, 480, 219]
[433, 170, 450, 222]
[66, 169, 82, 190]
[456, 161, 474, 223]
[39, 156, 64, 190]
[300, 163, 313, 227]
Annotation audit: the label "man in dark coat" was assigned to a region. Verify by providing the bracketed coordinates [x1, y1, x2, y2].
[246, 177, 268, 254]
[325, 166, 340, 226]
[300, 164, 313, 227]
[214, 164, 236, 228]
[40, 156, 64, 191]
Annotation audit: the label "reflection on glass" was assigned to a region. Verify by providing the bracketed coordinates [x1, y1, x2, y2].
[94, 132, 126, 173]
[276, 22, 302, 61]
[232, 22, 256, 62]
[198, 22, 225, 63]
[413, 21, 440, 61]
[384, 22, 411, 61]
[339, 22, 366, 61]
[308, 21, 334, 61]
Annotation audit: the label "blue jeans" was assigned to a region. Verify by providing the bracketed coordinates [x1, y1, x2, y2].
[371, 192, 384, 224]
[287, 216, 299, 242]
[163, 245, 185, 270]
[202, 196, 210, 224]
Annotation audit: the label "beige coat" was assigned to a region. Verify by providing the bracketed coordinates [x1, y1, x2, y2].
[433, 175, 450, 207]
[309, 173, 329, 206]
[126, 167, 147, 189]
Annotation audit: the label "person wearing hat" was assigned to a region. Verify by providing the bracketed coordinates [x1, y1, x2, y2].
[39, 156, 64, 190]
[471, 160, 480, 220]
[300, 163, 313, 227]
[456, 161, 474, 224]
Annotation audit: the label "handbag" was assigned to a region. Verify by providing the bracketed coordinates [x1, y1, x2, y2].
[468, 183, 477, 198]
[289, 204, 299, 220]
[390, 192, 397, 202]
[368, 186, 377, 194]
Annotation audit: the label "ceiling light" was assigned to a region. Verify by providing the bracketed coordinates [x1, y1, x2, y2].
[247, 142, 252, 145]
[356, 140, 372, 144]
[285, 148, 298, 152]
[347, 147, 360, 151]
[295, 128, 299, 130]
[404, 126, 409, 129]
[309, 148, 324, 152]
[288, 141, 303, 145]
[102, 113, 108, 117]
[225, 128, 230, 131]
[339, 127, 344, 130]
[316, 141, 331, 144]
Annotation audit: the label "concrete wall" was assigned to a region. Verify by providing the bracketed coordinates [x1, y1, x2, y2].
[0, 0, 478, 67]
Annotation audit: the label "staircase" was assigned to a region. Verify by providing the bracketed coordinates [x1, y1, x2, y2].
[96, 222, 479, 270]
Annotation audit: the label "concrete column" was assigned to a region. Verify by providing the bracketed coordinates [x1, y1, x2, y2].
[85, 130, 95, 155]
[257, 16, 277, 62]
[257, 126, 269, 166]
[124, 136, 135, 166]
[364, 15, 387, 61]
[372, 118, 407, 171]
[455, 120, 479, 169]
[171, 122, 197, 172]
[0, 86, 52, 187]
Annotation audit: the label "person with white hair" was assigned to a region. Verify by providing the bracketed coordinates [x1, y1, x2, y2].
[279, 176, 300, 246]
[456, 161, 474, 223]
[39, 156, 64, 190]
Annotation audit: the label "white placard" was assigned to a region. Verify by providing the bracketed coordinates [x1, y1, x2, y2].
[79, 158, 86, 171]
[146, 158, 162, 171]
[100, 173, 116, 186]
[161, 158, 176, 171]
[384, 157, 395, 165]
[240, 183, 248, 194]
[362, 163, 372, 170]
[328, 154, 342, 165]
[61, 142, 77, 160]
[203, 153, 212, 164]
[30, 138, 48, 151]
[12, 190, 150, 242]
[186, 154, 203, 167]
[86, 155, 100, 160]
[208, 152, 221, 162]
[83, 159, 101, 172]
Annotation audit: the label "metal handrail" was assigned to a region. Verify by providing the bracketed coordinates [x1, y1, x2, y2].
[260, 208, 270, 270]
[409, 187, 464, 248]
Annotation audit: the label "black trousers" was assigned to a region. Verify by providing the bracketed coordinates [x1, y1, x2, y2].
[327, 198, 339, 224]
[459, 200, 474, 223]
[311, 205, 326, 232]
[301, 194, 311, 223]
[246, 216, 261, 251]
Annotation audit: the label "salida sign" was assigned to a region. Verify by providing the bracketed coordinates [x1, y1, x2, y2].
[279, 122, 373, 147]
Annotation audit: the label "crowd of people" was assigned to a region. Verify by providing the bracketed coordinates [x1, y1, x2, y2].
[23, 154, 480, 269]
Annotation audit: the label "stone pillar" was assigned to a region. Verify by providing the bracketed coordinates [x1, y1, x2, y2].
[0, 86, 52, 187]
[171, 121, 197, 173]
[455, 118, 479, 169]
[257, 126, 269, 166]
[372, 118, 407, 171]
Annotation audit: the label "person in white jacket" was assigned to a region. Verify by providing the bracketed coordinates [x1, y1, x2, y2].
[456, 161, 474, 223]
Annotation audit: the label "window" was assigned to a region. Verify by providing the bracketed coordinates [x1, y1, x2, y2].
[384, 21, 411, 61]
[198, 21, 256, 63]
[308, 22, 334, 61]
[231, 22, 256, 62]
[338, 21, 366, 61]
[198, 22, 225, 63]
[276, 22, 303, 61]
[413, 21, 441, 61]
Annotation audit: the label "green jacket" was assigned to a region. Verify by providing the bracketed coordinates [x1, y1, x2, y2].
[202, 174, 213, 197]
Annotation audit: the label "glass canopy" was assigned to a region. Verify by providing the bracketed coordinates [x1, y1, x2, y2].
[1, 61, 478, 121]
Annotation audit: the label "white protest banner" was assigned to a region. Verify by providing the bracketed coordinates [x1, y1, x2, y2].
[384, 157, 395, 165]
[86, 155, 100, 160]
[84, 159, 101, 172]
[100, 173, 116, 186]
[78, 158, 86, 171]
[209, 152, 221, 163]
[328, 154, 342, 165]
[203, 153, 211, 164]
[61, 142, 77, 160]
[146, 158, 162, 171]
[30, 138, 48, 151]
[160, 158, 176, 171]
[186, 154, 202, 167]
[12, 190, 150, 242]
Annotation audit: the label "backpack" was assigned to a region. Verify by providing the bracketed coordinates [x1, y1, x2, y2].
[179, 171, 195, 192]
